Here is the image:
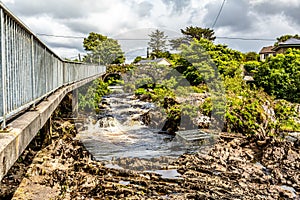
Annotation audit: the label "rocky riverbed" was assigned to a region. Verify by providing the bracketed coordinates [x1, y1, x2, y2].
[1, 118, 299, 199]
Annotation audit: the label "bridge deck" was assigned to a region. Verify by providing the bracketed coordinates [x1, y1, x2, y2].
[0, 75, 102, 181]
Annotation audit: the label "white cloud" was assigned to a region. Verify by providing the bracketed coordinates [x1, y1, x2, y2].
[1, 0, 299, 59]
[1, 0, 14, 3]
[251, 0, 300, 6]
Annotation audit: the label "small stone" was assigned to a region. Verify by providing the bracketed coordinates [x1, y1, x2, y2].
[257, 140, 267, 146]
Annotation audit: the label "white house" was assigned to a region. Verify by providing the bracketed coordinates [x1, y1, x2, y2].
[137, 58, 172, 66]
[259, 46, 276, 61]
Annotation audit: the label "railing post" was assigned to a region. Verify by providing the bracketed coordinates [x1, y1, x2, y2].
[0, 8, 7, 129]
[44, 47, 47, 93]
[31, 35, 36, 108]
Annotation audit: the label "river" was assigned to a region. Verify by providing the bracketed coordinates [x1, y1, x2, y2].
[77, 88, 213, 170]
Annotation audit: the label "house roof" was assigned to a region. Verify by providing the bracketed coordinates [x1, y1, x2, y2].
[137, 58, 171, 65]
[273, 38, 300, 51]
[278, 38, 300, 45]
[259, 46, 275, 54]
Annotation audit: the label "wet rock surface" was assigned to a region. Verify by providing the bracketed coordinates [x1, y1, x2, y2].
[1, 119, 299, 199]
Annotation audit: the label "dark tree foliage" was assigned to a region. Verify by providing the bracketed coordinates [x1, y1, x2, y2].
[83, 32, 107, 51]
[170, 26, 216, 51]
[150, 51, 172, 59]
[244, 51, 259, 61]
[181, 26, 216, 41]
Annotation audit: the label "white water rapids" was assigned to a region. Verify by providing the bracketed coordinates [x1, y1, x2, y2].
[77, 89, 213, 165]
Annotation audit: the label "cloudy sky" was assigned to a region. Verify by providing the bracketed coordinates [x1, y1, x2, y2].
[2, 0, 300, 61]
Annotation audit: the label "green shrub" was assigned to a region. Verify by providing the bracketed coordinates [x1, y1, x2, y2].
[244, 61, 260, 73]
[255, 49, 300, 103]
[274, 99, 300, 132]
[78, 79, 110, 113]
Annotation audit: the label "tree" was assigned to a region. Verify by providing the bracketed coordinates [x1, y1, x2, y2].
[169, 26, 216, 50]
[171, 38, 243, 84]
[83, 32, 125, 65]
[148, 29, 168, 54]
[194, 38, 243, 77]
[181, 26, 216, 41]
[244, 51, 259, 61]
[83, 32, 107, 51]
[274, 34, 300, 46]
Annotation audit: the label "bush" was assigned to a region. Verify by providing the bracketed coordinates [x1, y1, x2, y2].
[244, 61, 260, 73]
[255, 49, 300, 103]
[78, 79, 110, 113]
[274, 100, 300, 132]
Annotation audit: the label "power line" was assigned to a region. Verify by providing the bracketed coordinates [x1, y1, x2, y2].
[117, 37, 275, 41]
[216, 36, 275, 41]
[37, 33, 151, 40]
[212, 0, 226, 29]
[37, 33, 85, 39]
[36, 33, 276, 42]
[114, 38, 150, 41]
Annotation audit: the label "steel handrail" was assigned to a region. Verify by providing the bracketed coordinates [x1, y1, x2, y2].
[0, 3, 106, 128]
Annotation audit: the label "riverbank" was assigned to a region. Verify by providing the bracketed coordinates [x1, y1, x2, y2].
[0, 118, 299, 199]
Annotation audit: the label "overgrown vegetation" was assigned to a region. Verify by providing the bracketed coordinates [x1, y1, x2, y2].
[255, 49, 300, 103]
[139, 29, 299, 135]
[79, 29, 300, 136]
[223, 77, 276, 135]
[78, 79, 110, 113]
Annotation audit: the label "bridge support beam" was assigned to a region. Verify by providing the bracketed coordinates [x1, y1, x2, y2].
[72, 89, 79, 118]
[40, 117, 52, 148]
[0, 75, 102, 181]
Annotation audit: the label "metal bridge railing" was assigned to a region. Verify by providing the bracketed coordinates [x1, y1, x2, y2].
[0, 3, 106, 128]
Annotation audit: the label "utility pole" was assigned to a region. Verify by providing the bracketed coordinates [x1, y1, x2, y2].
[147, 47, 150, 58]
[78, 53, 81, 62]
